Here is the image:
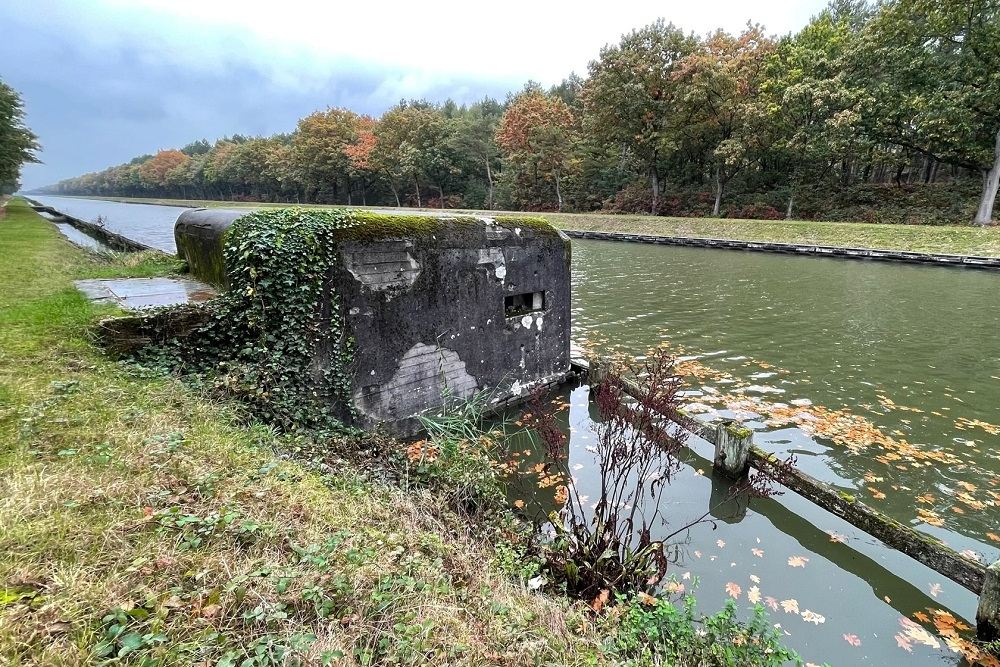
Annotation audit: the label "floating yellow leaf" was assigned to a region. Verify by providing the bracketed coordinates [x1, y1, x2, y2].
[780, 599, 799, 614]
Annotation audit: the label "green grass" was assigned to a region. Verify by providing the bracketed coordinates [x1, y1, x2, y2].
[65, 194, 1000, 257]
[0, 198, 602, 666]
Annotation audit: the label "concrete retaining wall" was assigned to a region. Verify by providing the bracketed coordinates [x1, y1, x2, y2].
[563, 229, 1000, 270]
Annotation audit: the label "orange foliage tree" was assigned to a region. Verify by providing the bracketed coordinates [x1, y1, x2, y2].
[138, 150, 189, 189]
[496, 91, 576, 211]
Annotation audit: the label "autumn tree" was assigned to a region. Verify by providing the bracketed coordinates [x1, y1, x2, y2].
[853, 0, 1000, 224]
[451, 99, 503, 209]
[672, 26, 777, 216]
[765, 7, 864, 217]
[139, 150, 190, 192]
[292, 108, 363, 203]
[371, 104, 457, 207]
[342, 116, 377, 205]
[584, 21, 698, 213]
[496, 91, 576, 211]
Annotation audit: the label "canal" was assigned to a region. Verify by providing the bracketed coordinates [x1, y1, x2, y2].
[33, 196, 1000, 665]
[526, 240, 1000, 666]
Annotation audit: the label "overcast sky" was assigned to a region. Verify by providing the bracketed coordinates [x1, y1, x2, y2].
[2, 0, 827, 190]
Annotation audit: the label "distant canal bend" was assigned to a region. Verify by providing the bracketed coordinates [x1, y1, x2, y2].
[33, 195, 1000, 664]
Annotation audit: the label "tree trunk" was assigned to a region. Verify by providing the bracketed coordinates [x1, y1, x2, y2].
[485, 158, 494, 210]
[554, 169, 563, 212]
[974, 129, 1000, 225]
[712, 165, 723, 217]
[786, 190, 795, 220]
[413, 175, 421, 208]
[389, 182, 400, 208]
[437, 185, 445, 209]
[649, 167, 660, 216]
[361, 182, 367, 206]
[347, 180, 352, 206]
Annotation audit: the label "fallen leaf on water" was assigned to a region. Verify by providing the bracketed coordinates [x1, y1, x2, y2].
[843, 633, 861, 647]
[725, 582, 742, 599]
[900, 617, 940, 648]
[928, 583, 942, 598]
[917, 508, 945, 527]
[868, 487, 887, 500]
[749, 574, 760, 584]
[912, 611, 930, 623]
[987, 532, 1000, 543]
[827, 531, 848, 543]
[787, 556, 809, 568]
[513, 499, 525, 509]
[801, 610, 825, 625]
[717, 539, 726, 548]
[764, 596, 779, 611]
[747, 586, 761, 604]
[637, 592, 658, 606]
[751, 548, 764, 558]
[894, 633, 913, 652]
[780, 599, 799, 614]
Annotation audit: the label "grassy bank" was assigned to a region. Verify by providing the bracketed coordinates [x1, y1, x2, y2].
[0, 198, 603, 665]
[60, 195, 1000, 258]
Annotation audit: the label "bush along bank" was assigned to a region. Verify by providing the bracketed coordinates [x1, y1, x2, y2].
[0, 199, 801, 665]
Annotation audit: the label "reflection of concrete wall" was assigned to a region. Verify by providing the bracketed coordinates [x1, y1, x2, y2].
[174, 210, 572, 434]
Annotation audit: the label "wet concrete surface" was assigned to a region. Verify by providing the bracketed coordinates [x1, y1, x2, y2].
[74, 277, 216, 310]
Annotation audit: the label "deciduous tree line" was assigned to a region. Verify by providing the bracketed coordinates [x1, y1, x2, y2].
[41, 0, 1000, 224]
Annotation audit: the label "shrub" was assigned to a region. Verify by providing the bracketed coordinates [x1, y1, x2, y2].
[606, 593, 801, 666]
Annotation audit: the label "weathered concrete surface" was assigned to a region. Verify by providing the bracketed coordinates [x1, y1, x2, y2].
[174, 209, 572, 434]
[94, 306, 211, 358]
[174, 208, 241, 286]
[75, 277, 217, 310]
[979, 560, 1000, 640]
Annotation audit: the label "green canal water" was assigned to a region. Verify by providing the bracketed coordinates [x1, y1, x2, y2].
[511, 240, 1000, 666]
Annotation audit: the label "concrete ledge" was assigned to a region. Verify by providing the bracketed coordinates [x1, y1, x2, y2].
[92, 305, 210, 358]
[25, 198, 153, 253]
[562, 229, 1000, 270]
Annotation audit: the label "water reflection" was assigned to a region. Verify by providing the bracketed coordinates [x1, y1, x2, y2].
[505, 380, 980, 665]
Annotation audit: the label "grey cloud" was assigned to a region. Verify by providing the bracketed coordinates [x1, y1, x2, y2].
[2, 2, 519, 189]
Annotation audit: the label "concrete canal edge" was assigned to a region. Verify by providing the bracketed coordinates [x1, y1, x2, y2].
[563, 229, 1000, 270]
[24, 197, 154, 253]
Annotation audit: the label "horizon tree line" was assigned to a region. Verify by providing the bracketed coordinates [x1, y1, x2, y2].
[35, 0, 1000, 225]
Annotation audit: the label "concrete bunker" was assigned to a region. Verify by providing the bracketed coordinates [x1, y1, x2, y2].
[174, 208, 572, 434]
